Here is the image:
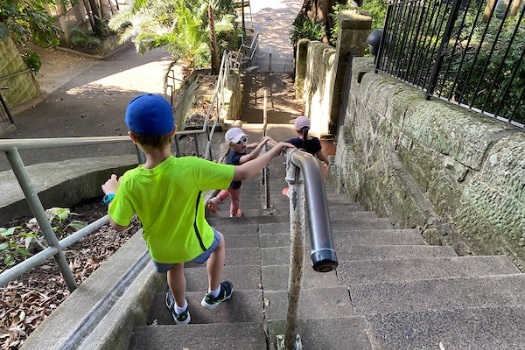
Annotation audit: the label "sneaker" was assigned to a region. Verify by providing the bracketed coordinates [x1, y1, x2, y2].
[165, 290, 191, 325]
[201, 280, 233, 309]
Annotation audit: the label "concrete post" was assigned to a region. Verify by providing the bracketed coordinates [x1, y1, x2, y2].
[328, 11, 371, 135]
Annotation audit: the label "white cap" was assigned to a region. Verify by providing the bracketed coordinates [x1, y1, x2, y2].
[225, 127, 247, 143]
[294, 116, 310, 130]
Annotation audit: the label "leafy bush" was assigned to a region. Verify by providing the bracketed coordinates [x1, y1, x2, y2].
[290, 15, 324, 47]
[0, 0, 60, 47]
[68, 25, 102, 49]
[22, 51, 42, 72]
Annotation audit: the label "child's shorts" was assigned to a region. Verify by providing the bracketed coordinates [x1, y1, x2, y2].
[152, 228, 221, 273]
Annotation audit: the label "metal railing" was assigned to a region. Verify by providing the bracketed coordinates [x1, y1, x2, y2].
[0, 52, 237, 290]
[0, 136, 133, 291]
[167, 51, 236, 160]
[277, 148, 338, 350]
[0, 87, 15, 125]
[377, 0, 525, 128]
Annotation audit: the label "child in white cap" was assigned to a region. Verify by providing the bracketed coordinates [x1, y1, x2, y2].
[207, 127, 273, 217]
[102, 95, 293, 325]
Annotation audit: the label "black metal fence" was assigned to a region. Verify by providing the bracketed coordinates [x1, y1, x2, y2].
[376, 0, 525, 128]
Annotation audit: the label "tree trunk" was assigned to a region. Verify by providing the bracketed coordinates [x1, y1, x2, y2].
[208, 4, 220, 74]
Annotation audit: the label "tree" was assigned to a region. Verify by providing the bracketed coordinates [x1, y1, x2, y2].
[0, 0, 60, 47]
[109, 0, 239, 74]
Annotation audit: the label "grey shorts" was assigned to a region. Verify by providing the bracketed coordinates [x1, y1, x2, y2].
[153, 228, 221, 273]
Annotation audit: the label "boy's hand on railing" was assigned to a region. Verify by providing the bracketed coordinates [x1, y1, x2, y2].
[102, 174, 121, 194]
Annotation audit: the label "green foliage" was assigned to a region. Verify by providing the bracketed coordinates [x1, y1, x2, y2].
[109, 0, 239, 70]
[329, 1, 387, 46]
[22, 51, 42, 72]
[0, 207, 85, 270]
[361, 0, 388, 31]
[68, 25, 102, 48]
[328, 3, 352, 46]
[0, 0, 60, 47]
[0, 227, 34, 268]
[440, 14, 525, 121]
[290, 15, 324, 47]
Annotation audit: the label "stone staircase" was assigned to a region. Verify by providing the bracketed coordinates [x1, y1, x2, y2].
[126, 146, 525, 349]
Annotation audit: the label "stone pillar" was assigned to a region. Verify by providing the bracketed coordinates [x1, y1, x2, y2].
[328, 10, 371, 135]
[294, 39, 309, 99]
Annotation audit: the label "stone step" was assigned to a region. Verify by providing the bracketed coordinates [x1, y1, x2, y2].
[264, 286, 355, 321]
[366, 306, 525, 350]
[262, 264, 340, 291]
[148, 289, 262, 325]
[206, 214, 284, 226]
[261, 245, 458, 265]
[206, 207, 288, 219]
[185, 247, 261, 269]
[259, 228, 424, 248]
[267, 317, 373, 350]
[351, 273, 525, 315]
[259, 219, 395, 234]
[184, 265, 261, 292]
[129, 323, 266, 350]
[337, 255, 520, 285]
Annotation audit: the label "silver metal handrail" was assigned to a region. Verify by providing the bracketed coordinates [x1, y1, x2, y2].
[0, 136, 132, 291]
[0, 51, 237, 291]
[277, 148, 338, 350]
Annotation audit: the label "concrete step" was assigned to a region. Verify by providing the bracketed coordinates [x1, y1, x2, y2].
[351, 273, 525, 315]
[259, 219, 395, 235]
[206, 207, 288, 219]
[337, 255, 520, 285]
[184, 265, 261, 292]
[185, 247, 261, 268]
[148, 289, 262, 325]
[262, 264, 340, 291]
[261, 245, 458, 265]
[264, 286, 355, 321]
[366, 306, 525, 350]
[129, 323, 266, 350]
[267, 317, 373, 350]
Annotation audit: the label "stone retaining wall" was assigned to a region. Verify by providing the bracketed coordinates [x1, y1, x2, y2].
[297, 13, 525, 270]
[0, 37, 41, 107]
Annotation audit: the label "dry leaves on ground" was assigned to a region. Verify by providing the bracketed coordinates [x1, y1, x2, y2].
[0, 199, 141, 350]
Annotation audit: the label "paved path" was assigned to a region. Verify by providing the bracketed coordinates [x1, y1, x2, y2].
[0, 0, 302, 174]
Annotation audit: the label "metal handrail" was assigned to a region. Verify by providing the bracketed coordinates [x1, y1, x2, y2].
[277, 148, 338, 350]
[0, 50, 237, 291]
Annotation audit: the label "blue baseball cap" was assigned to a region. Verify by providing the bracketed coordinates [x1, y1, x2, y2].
[125, 93, 175, 136]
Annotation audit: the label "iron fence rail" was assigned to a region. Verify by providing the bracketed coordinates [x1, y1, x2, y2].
[377, 0, 525, 128]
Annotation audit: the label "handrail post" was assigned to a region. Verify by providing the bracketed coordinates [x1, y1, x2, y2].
[262, 89, 270, 208]
[5, 147, 78, 291]
[278, 154, 305, 350]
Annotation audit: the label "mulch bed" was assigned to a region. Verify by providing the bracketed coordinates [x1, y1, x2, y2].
[0, 199, 141, 350]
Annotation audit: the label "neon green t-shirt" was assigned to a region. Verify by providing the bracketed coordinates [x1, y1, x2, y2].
[109, 156, 234, 263]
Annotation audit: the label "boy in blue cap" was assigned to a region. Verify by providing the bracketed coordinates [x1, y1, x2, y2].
[101, 93, 294, 324]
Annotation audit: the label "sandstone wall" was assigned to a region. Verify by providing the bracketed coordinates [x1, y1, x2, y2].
[297, 12, 525, 270]
[330, 58, 525, 268]
[0, 37, 41, 107]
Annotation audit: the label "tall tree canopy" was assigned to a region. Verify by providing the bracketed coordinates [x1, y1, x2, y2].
[109, 0, 239, 74]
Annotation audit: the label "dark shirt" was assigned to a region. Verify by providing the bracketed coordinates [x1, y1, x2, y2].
[286, 137, 322, 156]
[226, 149, 245, 189]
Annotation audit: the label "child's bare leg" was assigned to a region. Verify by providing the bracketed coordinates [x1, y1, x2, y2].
[229, 187, 242, 217]
[206, 232, 225, 291]
[167, 263, 186, 307]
